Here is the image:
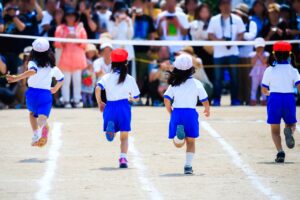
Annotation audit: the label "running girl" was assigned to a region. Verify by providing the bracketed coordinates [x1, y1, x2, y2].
[6, 38, 64, 147]
[164, 54, 210, 174]
[95, 48, 140, 168]
[261, 41, 300, 163]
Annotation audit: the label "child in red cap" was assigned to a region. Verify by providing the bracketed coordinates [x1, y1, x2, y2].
[95, 48, 140, 168]
[261, 41, 300, 163]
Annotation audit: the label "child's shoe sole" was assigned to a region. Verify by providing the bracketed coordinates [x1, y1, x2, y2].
[176, 125, 185, 140]
[284, 127, 295, 149]
[106, 121, 115, 142]
[38, 125, 49, 147]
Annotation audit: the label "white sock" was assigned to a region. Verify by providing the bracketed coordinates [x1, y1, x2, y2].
[185, 152, 194, 167]
[120, 153, 127, 159]
[173, 136, 185, 145]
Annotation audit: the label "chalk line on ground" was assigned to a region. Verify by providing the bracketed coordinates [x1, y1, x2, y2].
[129, 136, 163, 200]
[35, 122, 63, 200]
[201, 121, 282, 200]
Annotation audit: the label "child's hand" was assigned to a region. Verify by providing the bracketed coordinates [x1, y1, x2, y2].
[204, 107, 210, 117]
[6, 74, 17, 83]
[50, 87, 58, 94]
[98, 102, 106, 112]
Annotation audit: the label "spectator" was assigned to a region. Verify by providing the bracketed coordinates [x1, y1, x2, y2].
[249, 0, 268, 37]
[190, 3, 214, 86]
[0, 2, 4, 33]
[39, 0, 57, 36]
[131, 0, 156, 88]
[108, 1, 134, 74]
[93, 42, 113, 82]
[156, 0, 190, 54]
[94, 0, 112, 37]
[148, 46, 171, 106]
[184, 0, 199, 22]
[77, 0, 98, 39]
[54, 6, 87, 108]
[234, 3, 257, 105]
[280, 3, 297, 40]
[207, 0, 245, 106]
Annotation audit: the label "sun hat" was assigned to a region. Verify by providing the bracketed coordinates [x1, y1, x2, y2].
[32, 38, 50, 53]
[173, 54, 193, 71]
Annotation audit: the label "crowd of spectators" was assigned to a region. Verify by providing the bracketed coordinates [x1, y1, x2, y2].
[0, 0, 300, 109]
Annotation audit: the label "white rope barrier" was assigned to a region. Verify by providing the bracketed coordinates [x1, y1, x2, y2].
[1, 33, 300, 47]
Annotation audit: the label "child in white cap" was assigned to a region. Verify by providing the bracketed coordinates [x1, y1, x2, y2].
[249, 37, 269, 106]
[6, 38, 64, 147]
[163, 54, 210, 174]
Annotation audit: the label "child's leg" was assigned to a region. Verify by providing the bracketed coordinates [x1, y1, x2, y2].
[81, 93, 87, 107]
[185, 137, 195, 167]
[36, 115, 49, 147]
[120, 132, 128, 156]
[271, 124, 283, 151]
[29, 112, 38, 132]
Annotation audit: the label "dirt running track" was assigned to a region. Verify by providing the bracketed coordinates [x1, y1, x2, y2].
[0, 106, 299, 200]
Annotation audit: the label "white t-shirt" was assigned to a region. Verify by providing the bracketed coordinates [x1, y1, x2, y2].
[96, 10, 112, 30]
[156, 11, 190, 53]
[97, 72, 140, 101]
[164, 78, 208, 109]
[93, 57, 111, 80]
[239, 21, 257, 58]
[27, 61, 64, 90]
[207, 14, 245, 58]
[262, 64, 300, 93]
[38, 10, 53, 36]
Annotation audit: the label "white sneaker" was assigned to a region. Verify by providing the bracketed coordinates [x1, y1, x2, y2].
[31, 131, 41, 146]
[74, 102, 83, 108]
[64, 103, 72, 108]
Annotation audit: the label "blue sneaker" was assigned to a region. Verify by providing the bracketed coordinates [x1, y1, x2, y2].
[231, 99, 241, 106]
[176, 125, 185, 140]
[212, 99, 221, 107]
[105, 121, 115, 142]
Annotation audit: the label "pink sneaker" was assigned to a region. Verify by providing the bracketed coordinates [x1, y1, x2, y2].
[119, 158, 128, 168]
[38, 125, 49, 147]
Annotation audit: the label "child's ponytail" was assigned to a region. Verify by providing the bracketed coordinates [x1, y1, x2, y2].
[111, 61, 128, 84]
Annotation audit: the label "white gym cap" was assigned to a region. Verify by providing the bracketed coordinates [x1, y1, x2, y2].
[32, 38, 50, 52]
[100, 42, 113, 50]
[173, 54, 193, 70]
[254, 37, 266, 48]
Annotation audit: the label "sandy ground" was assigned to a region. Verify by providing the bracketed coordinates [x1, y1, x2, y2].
[0, 106, 299, 200]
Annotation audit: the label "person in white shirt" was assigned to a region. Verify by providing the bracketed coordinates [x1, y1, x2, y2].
[93, 42, 113, 81]
[94, 0, 112, 36]
[261, 41, 300, 163]
[6, 38, 64, 148]
[95, 48, 140, 169]
[207, 0, 245, 106]
[156, 0, 190, 54]
[163, 54, 210, 175]
[38, 0, 57, 36]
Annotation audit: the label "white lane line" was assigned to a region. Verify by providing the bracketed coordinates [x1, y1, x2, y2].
[201, 121, 282, 200]
[129, 136, 163, 200]
[35, 122, 63, 200]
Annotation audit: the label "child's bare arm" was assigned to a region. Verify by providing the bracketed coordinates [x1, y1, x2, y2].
[297, 84, 300, 93]
[95, 86, 106, 112]
[6, 69, 36, 83]
[51, 81, 64, 94]
[164, 98, 172, 114]
[261, 87, 270, 96]
[202, 100, 210, 117]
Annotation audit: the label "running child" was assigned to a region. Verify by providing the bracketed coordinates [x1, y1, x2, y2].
[249, 38, 269, 106]
[163, 54, 210, 174]
[6, 38, 64, 147]
[261, 41, 300, 163]
[95, 48, 140, 168]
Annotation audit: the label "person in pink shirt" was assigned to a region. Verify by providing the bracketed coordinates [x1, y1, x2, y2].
[54, 6, 87, 108]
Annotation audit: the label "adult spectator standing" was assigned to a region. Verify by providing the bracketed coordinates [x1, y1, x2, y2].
[184, 0, 199, 22]
[207, 0, 245, 106]
[156, 0, 190, 54]
[131, 0, 156, 88]
[0, 2, 4, 33]
[39, 0, 57, 36]
[94, 0, 112, 37]
[234, 3, 257, 105]
[77, 0, 98, 39]
[54, 6, 87, 108]
[249, 0, 268, 37]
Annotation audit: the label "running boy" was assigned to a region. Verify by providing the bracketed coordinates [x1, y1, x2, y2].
[95, 48, 140, 168]
[6, 38, 64, 147]
[261, 41, 300, 163]
[164, 54, 210, 174]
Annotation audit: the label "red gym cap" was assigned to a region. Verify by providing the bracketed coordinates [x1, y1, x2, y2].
[111, 48, 128, 62]
[273, 41, 292, 52]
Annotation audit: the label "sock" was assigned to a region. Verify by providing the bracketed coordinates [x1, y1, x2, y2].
[120, 153, 127, 159]
[173, 136, 185, 145]
[185, 152, 194, 167]
[278, 149, 284, 153]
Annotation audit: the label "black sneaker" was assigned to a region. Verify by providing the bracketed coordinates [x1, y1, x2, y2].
[275, 151, 285, 163]
[284, 127, 295, 149]
[184, 166, 193, 175]
[119, 158, 128, 168]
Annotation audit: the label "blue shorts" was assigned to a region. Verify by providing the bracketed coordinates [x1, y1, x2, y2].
[103, 99, 131, 132]
[26, 87, 53, 118]
[267, 93, 297, 124]
[169, 108, 199, 139]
